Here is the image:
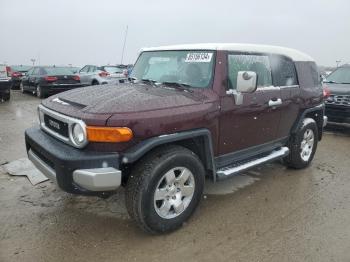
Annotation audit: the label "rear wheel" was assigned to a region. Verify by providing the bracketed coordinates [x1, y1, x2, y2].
[284, 118, 318, 169]
[36, 85, 45, 98]
[92, 80, 99, 85]
[125, 145, 205, 234]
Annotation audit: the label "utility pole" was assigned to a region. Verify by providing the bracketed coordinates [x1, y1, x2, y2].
[336, 60, 341, 68]
[120, 25, 128, 65]
[30, 59, 36, 66]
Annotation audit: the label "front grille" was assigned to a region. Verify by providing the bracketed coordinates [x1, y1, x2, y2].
[326, 94, 350, 106]
[43, 114, 69, 138]
[38, 105, 88, 148]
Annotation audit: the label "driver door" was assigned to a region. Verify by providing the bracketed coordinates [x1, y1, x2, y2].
[219, 53, 282, 155]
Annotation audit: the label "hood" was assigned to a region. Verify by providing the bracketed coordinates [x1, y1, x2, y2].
[43, 83, 206, 116]
[325, 83, 350, 95]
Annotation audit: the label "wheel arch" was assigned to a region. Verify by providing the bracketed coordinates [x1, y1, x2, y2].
[121, 129, 216, 181]
[291, 104, 325, 141]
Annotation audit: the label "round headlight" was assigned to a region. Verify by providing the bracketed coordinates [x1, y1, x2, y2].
[72, 123, 86, 146]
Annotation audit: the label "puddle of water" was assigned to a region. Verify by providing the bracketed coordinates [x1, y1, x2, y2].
[204, 174, 260, 195]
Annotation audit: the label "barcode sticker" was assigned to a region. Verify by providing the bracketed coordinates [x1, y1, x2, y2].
[185, 53, 213, 63]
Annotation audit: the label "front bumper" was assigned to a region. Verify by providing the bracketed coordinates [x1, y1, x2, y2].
[25, 126, 122, 195]
[325, 104, 350, 126]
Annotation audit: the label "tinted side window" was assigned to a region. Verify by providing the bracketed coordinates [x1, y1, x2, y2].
[228, 54, 272, 89]
[270, 55, 298, 86]
[295, 62, 320, 87]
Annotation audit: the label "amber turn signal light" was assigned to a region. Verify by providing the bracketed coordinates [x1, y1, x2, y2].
[86, 126, 133, 142]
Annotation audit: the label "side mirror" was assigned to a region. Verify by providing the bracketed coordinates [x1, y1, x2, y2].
[237, 71, 257, 93]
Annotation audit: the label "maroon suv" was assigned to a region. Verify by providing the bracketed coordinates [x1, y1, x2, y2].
[25, 43, 326, 233]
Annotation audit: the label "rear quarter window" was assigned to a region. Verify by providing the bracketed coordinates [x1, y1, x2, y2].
[270, 55, 298, 86]
[295, 62, 320, 87]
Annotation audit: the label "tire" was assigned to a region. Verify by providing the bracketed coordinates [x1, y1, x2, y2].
[1, 92, 10, 101]
[36, 85, 45, 98]
[284, 118, 318, 169]
[125, 145, 205, 234]
[92, 80, 99, 85]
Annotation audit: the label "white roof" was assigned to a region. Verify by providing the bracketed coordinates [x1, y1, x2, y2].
[141, 43, 314, 62]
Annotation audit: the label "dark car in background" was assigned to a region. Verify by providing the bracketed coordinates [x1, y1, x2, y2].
[20, 66, 84, 98]
[324, 64, 350, 127]
[10, 65, 32, 89]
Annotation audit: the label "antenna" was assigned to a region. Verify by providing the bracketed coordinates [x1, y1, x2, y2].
[120, 25, 128, 65]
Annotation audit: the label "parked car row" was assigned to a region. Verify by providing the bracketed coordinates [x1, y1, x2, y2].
[0, 64, 132, 100]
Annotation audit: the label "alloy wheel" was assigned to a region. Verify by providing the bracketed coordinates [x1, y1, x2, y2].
[154, 167, 195, 219]
[300, 128, 314, 162]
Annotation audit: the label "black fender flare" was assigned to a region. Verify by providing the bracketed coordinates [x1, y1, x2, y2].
[291, 103, 325, 140]
[121, 128, 217, 180]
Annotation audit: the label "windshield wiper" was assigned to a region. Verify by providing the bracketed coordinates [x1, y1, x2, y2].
[140, 78, 159, 87]
[161, 81, 194, 92]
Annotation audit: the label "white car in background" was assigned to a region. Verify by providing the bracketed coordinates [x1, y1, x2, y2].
[78, 65, 128, 86]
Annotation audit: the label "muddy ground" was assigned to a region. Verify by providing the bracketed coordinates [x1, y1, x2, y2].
[1, 91, 350, 262]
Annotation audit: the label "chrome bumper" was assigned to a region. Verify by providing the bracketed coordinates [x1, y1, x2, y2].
[28, 149, 121, 191]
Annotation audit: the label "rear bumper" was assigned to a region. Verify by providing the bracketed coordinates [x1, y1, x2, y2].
[25, 126, 122, 195]
[0, 80, 12, 93]
[42, 84, 85, 95]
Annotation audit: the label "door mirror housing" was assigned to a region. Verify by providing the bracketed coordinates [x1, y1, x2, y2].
[226, 71, 258, 106]
[237, 71, 257, 93]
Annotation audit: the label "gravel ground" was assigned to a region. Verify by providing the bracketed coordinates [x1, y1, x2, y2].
[1, 91, 350, 262]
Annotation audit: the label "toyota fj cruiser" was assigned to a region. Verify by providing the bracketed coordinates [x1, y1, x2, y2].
[25, 44, 326, 234]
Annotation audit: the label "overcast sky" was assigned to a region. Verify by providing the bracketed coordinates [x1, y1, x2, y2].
[1, 0, 349, 67]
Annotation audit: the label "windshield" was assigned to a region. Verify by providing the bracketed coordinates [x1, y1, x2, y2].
[43, 67, 74, 75]
[130, 50, 215, 88]
[326, 67, 350, 84]
[11, 65, 32, 72]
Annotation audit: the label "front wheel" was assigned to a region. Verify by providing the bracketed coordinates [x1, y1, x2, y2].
[125, 145, 205, 234]
[284, 118, 318, 169]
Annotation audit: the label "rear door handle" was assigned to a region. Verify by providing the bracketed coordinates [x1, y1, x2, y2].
[268, 98, 282, 107]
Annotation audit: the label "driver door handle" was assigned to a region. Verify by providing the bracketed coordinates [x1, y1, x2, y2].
[268, 98, 282, 107]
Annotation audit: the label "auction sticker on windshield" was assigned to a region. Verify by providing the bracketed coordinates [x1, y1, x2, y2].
[185, 52, 213, 63]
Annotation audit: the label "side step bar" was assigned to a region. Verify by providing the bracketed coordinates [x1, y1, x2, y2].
[216, 147, 289, 180]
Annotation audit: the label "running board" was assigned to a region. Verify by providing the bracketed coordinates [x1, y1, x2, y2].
[216, 147, 289, 180]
